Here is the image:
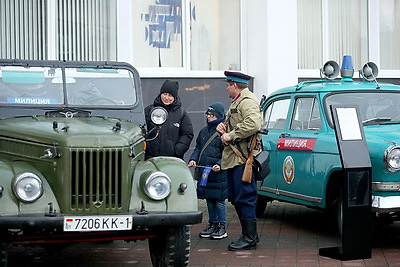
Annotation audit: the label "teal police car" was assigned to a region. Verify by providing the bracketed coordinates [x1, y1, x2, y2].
[257, 56, 400, 228]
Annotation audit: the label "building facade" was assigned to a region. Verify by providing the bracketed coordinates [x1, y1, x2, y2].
[1, 0, 399, 158]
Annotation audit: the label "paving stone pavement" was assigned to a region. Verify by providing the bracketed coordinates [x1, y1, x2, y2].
[6, 200, 400, 266]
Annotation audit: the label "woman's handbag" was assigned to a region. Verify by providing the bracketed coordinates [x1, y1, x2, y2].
[253, 150, 270, 181]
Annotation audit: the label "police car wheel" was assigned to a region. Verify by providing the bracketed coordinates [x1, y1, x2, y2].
[149, 225, 190, 267]
[336, 192, 344, 238]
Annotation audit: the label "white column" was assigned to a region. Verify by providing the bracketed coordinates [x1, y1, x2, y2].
[116, 0, 134, 63]
[244, 0, 298, 98]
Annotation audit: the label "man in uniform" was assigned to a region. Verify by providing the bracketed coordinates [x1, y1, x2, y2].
[217, 71, 262, 251]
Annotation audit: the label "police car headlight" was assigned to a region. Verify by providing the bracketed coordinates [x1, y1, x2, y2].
[13, 172, 43, 202]
[385, 145, 400, 172]
[150, 107, 168, 125]
[145, 172, 171, 200]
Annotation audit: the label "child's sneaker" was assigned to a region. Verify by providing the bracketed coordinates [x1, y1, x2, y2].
[210, 223, 228, 239]
[199, 223, 217, 238]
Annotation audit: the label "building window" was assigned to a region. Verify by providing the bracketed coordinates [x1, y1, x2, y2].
[0, 0, 117, 61]
[131, 0, 241, 70]
[132, 0, 183, 68]
[56, 0, 117, 61]
[190, 0, 240, 71]
[297, 0, 322, 69]
[0, 0, 48, 60]
[380, 0, 400, 69]
[298, 0, 368, 70]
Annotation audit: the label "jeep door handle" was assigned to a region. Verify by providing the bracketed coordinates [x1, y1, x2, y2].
[280, 132, 291, 138]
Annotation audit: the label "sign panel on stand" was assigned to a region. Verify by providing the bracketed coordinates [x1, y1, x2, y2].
[319, 105, 372, 260]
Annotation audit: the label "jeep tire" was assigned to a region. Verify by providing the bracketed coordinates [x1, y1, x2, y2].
[148, 225, 190, 267]
[0, 240, 7, 267]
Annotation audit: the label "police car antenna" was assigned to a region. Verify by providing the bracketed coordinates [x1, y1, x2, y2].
[359, 61, 380, 89]
[367, 62, 380, 89]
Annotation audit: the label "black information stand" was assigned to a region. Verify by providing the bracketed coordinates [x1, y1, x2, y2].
[319, 105, 372, 260]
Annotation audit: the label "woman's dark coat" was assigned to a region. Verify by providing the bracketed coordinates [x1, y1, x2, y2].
[189, 123, 227, 201]
[145, 94, 193, 159]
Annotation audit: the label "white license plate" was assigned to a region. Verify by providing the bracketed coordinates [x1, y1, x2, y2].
[63, 215, 133, 232]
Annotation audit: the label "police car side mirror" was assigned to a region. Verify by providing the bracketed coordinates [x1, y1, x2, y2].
[259, 128, 269, 135]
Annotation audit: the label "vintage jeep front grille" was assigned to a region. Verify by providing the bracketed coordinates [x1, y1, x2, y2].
[70, 148, 124, 211]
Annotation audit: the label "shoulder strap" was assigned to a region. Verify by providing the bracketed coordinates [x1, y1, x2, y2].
[197, 132, 219, 162]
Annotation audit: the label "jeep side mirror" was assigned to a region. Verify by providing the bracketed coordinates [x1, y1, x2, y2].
[145, 126, 161, 141]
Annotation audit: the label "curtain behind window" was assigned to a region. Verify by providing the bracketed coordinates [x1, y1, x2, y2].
[0, 0, 47, 60]
[56, 0, 117, 61]
[298, 0, 368, 69]
[297, 0, 322, 69]
[380, 0, 400, 69]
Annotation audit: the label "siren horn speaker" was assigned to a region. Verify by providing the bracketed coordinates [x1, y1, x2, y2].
[359, 62, 378, 81]
[320, 60, 339, 80]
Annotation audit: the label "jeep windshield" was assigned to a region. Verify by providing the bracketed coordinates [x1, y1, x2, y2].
[325, 91, 400, 125]
[0, 60, 144, 123]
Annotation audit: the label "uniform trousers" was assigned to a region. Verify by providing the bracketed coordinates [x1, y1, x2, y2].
[227, 164, 257, 219]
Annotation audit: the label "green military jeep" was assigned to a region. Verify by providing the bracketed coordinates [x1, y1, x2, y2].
[0, 59, 202, 266]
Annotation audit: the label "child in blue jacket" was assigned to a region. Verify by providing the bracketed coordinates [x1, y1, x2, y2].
[188, 102, 228, 239]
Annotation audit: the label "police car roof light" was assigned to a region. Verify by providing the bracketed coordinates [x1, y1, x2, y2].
[340, 55, 354, 80]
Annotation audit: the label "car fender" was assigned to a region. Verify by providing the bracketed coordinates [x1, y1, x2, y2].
[0, 160, 60, 216]
[129, 157, 198, 213]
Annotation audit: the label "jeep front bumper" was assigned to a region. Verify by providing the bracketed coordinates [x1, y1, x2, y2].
[0, 211, 202, 229]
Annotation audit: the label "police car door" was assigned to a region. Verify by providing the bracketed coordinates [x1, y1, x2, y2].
[259, 97, 291, 194]
[275, 96, 322, 206]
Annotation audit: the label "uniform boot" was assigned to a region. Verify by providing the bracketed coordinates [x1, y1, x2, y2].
[228, 218, 258, 251]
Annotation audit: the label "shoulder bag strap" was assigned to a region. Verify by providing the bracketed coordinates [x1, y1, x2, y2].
[197, 131, 219, 163]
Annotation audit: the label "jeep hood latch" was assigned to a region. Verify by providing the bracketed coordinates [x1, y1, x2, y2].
[40, 143, 61, 159]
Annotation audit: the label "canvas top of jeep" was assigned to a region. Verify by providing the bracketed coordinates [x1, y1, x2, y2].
[0, 59, 201, 267]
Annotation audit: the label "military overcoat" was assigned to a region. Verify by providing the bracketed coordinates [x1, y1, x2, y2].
[221, 88, 262, 170]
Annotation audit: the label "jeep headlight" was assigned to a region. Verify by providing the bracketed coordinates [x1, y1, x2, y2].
[385, 145, 400, 172]
[145, 172, 171, 200]
[13, 172, 43, 202]
[150, 107, 168, 125]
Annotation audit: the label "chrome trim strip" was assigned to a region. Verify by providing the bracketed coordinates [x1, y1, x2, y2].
[259, 186, 322, 204]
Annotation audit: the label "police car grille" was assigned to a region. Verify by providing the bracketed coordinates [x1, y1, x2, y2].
[70, 148, 123, 210]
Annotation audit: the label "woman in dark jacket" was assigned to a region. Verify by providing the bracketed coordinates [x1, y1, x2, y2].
[188, 102, 228, 240]
[144, 80, 194, 159]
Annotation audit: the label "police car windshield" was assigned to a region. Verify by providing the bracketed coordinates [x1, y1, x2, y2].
[325, 92, 400, 125]
[0, 66, 137, 107]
